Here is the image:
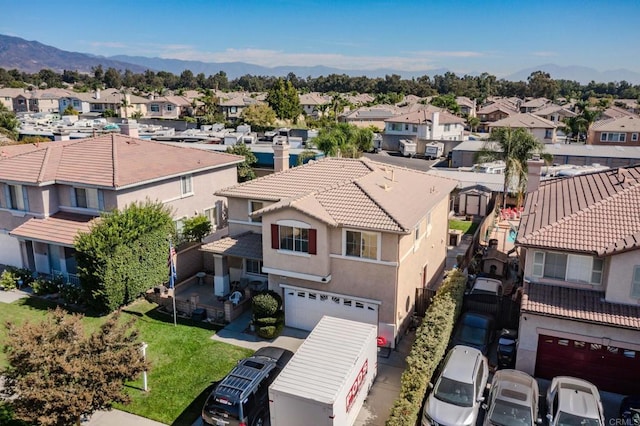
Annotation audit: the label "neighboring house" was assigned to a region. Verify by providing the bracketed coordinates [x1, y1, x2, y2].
[488, 112, 558, 143]
[299, 93, 330, 118]
[202, 148, 457, 346]
[344, 93, 375, 107]
[519, 97, 549, 113]
[532, 104, 577, 125]
[146, 95, 192, 119]
[90, 89, 148, 118]
[456, 96, 477, 117]
[0, 88, 26, 112]
[587, 115, 640, 146]
[219, 95, 261, 121]
[340, 105, 400, 131]
[600, 105, 636, 120]
[515, 161, 640, 395]
[477, 101, 518, 132]
[59, 91, 94, 114]
[0, 133, 242, 284]
[19, 88, 70, 113]
[383, 107, 465, 153]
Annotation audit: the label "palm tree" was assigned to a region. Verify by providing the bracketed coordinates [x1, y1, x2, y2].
[475, 127, 551, 208]
[575, 100, 601, 141]
[0, 103, 20, 141]
[119, 90, 130, 119]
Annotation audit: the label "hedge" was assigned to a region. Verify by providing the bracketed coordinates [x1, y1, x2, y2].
[386, 269, 467, 426]
[252, 291, 285, 339]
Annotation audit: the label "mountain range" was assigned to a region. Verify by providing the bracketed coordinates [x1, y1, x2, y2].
[2, 34, 640, 84]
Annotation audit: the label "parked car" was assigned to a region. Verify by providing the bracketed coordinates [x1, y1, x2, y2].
[202, 346, 294, 426]
[496, 328, 518, 369]
[451, 312, 496, 355]
[469, 277, 504, 297]
[546, 376, 605, 426]
[422, 345, 489, 426]
[483, 369, 541, 426]
[620, 395, 640, 426]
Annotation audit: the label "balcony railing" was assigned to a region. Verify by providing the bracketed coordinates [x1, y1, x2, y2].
[50, 270, 80, 286]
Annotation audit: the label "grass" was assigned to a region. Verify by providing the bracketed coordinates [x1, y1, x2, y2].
[448, 219, 479, 235]
[0, 297, 253, 425]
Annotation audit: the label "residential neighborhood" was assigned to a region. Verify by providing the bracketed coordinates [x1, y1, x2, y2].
[2, 24, 640, 426]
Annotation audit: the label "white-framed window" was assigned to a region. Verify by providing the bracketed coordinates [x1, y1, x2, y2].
[632, 133, 639, 142]
[174, 216, 187, 235]
[166, 104, 174, 111]
[632, 266, 640, 298]
[412, 125, 418, 132]
[181, 175, 193, 195]
[73, 187, 100, 209]
[531, 250, 603, 284]
[249, 200, 263, 223]
[72, 100, 80, 108]
[444, 124, 451, 132]
[600, 132, 626, 143]
[414, 224, 420, 241]
[246, 259, 266, 276]
[279, 226, 309, 253]
[150, 104, 160, 112]
[230, 106, 237, 114]
[6, 184, 27, 211]
[204, 206, 217, 228]
[345, 230, 379, 260]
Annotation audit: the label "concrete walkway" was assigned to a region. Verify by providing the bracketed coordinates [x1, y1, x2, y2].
[83, 410, 167, 426]
[0, 287, 32, 303]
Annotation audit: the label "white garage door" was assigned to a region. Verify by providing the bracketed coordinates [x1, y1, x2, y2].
[283, 285, 379, 331]
[0, 232, 23, 268]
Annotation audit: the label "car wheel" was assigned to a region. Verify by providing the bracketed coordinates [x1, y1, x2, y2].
[253, 413, 268, 426]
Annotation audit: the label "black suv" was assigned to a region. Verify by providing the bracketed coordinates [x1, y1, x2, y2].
[202, 346, 294, 426]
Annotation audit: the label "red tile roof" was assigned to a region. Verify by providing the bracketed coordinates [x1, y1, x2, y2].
[518, 165, 640, 255]
[10, 212, 96, 246]
[0, 135, 242, 188]
[521, 281, 640, 330]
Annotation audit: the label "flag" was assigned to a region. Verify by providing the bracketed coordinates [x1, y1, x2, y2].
[168, 242, 177, 289]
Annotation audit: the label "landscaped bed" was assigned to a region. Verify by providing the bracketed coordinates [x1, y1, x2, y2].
[0, 297, 252, 425]
[448, 218, 479, 235]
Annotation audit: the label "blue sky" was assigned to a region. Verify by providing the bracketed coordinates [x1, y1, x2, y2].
[2, 0, 639, 77]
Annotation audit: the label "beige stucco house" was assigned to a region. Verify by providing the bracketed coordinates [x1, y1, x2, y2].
[514, 160, 640, 395]
[488, 113, 558, 143]
[0, 133, 242, 283]
[202, 143, 457, 346]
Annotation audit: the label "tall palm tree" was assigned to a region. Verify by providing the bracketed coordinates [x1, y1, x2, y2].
[475, 127, 551, 208]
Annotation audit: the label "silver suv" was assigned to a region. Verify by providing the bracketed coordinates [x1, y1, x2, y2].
[483, 369, 541, 426]
[546, 376, 604, 426]
[422, 345, 489, 426]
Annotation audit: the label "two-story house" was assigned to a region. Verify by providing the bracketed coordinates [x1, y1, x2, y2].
[477, 101, 519, 132]
[488, 113, 558, 143]
[299, 93, 330, 118]
[202, 143, 457, 346]
[0, 88, 26, 112]
[145, 95, 193, 119]
[587, 115, 640, 146]
[0, 132, 242, 283]
[515, 160, 640, 395]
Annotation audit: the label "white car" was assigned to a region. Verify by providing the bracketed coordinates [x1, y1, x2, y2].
[483, 369, 541, 426]
[422, 345, 489, 426]
[546, 376, 605, 426]
[470, 277, 504, 297]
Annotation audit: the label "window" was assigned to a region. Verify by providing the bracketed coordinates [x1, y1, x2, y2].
[230, 106, 237, 114]
[633, 133, 639, 142]
[204, 206, 217, 228]
[150, 104, 160, 112]
[166, 104, 173, 111]
[532, 251, 603, 284]
[280, 226, 309, 253]
[345, 230, 378, 260]
[444, 124, 451, 132]
[632, 266, 640, 298]
[6, 184, 27, 211]
[249, 201, 263, 223]
[246, 259, 265, 276]
[72, 100, 80, 108]
[415, 224, 420, 241]
[404, 124, 409, 131]
[600, 132, 626, 142]
[545, 129, 553, 139]
[412, 125, 418, 132]
[181, 175, 193, 195]
[73, 187, 99, 209]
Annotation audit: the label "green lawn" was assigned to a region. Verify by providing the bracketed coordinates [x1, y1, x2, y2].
[448, 219, 478, 235]
[0, 297, 253, 425]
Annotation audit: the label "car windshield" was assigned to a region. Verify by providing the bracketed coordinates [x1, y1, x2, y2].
[557, 411, 601, 426]
[434, 377, 475, 407]
[489, 398, 533, 426]
[457, 325, 488, 345]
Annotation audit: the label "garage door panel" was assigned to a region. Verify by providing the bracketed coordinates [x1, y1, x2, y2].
[536, 335, 640, 395]
[284, 287, 378, 332]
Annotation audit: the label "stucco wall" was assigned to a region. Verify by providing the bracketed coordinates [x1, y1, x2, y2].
[605, 249, 640, 304]
[226, 197, 267, 235]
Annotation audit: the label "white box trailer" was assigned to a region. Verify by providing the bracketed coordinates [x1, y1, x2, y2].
[268, 316, 378, 426]
[399, 139, 417, 157]
[424, 141, 444, 159]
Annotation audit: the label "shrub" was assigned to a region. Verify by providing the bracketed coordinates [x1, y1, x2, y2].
[31, 277, 61, 295]
[181, 215, 212, 242]
[5, 267, 34, 287]
[0, 270, 18, 290]
[252, 291, 282, 319]
[386, 269, 467, 426]
[256, 320, 284, 339]
[60, 284, 83, 305]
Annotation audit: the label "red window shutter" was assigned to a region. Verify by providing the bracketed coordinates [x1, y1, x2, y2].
[308, 229, 317, 255]
[271, 224, 279, 249]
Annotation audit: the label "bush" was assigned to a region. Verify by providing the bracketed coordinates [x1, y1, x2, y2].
[386, 269, 467, 426]
[31, 277, 61, 295]
[256, 320, 284, 339]
[60, 284, 83, 305]
[0, 270, 18, 290]
[252, 291, 282, 318]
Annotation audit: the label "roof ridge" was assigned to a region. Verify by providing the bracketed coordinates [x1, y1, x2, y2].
[36, 145, 52, 183]
[352, 180, 407, 232]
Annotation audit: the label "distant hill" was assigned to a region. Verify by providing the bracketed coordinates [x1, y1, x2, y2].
[1, 34, 639, 84]
[504, 63, 640, 85]
[0, 34, 148, 74]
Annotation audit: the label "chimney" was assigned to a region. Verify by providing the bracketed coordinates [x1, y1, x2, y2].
[95, 89, 100, 100]
[272, 137, 290, 173]
[526, 155, 544, 193]
[431, 111, 440, 139]
[120, 119, 139, 138]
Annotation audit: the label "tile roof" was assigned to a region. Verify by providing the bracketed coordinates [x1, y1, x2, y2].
[477, 102, 518, 115]
[384, 108, 465, 125]
[532, 104, 577, 118]
[521, 281, 640, 330]
[518, 165, 640, 255]
[10, 212, 96, 246]
[200, 232, 262, 259]
[591, 115, 640, 132]
[218, 158, 457, 233]
[0, 134, 243, 188]
[488, 113, 557, 129]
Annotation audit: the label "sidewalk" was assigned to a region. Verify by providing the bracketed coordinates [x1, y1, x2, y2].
[83, 409, 167, 426]
[0, 287, 32, 303]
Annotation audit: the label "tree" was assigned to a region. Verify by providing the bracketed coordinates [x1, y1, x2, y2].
[196, 88, 223, 124]
[430, 93, 461, 115]
[475, 127, 550, 208]
[226, 144, 257, 182]
[240, 103, 276, 129]
[181, 215, 212, 242]
[313, 123, 373, 158]
[75, 200, 175, 313]
[527, 71, 559, 99]
[266, 78, 301, 122]
[63, 104, 79, 116]
[0, 104, 19, 140]
[1, 307, 148, 426]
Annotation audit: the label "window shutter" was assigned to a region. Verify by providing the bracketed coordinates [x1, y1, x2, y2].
[271, 224, 279, 250]
[21, 187, 29, 212]
[308, 229, 317, 255]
